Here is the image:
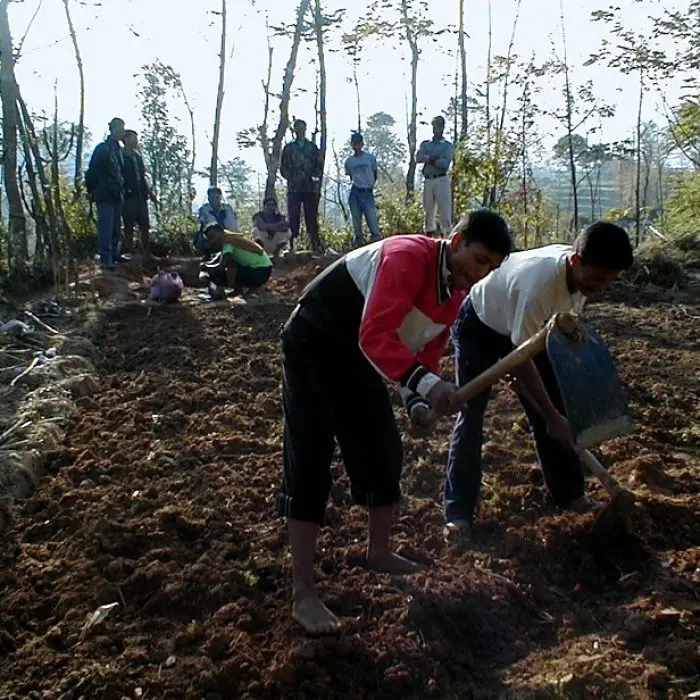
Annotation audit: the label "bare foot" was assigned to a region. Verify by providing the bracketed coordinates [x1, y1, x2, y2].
[292, 593, 341, 635]
[365, 551, 425, 574]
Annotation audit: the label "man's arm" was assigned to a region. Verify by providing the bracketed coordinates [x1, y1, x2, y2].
[415, 140, 430, 164]
[223, 206, 239, 232]
[199, 204, 216, 225]
[512, 361, 572, 445]
[357, 245, 460, 413]
[84, 144, 105, 195]
[280, 144, 291, 180]
[434, 142, 454, 171]
[312, 143, 323, 179]
[253, 213, 269, 232]
[222, 231, 266, 255]
[371, 154, 378, 185]
[509, 283, 573, 444]
[344, 157, 352, 180]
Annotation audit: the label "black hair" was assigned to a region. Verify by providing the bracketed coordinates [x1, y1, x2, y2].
[263, 195, 277, 205]
[294, 119, 307, 129]
[452, 209, 512, 259]
[207, 186, 223, 197]
[123, 129, 137, 138]
[432, 116, 445, 127]
[575, 221, 634, 270]
[203, 222, 223, 240]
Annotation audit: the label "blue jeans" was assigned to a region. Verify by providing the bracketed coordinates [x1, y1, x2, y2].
[348, 187, 381, 244]
[97, 201, 122, 267]
[444, 298, 585, 525]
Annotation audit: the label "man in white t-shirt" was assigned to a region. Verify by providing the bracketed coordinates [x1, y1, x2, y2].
[444, 221, 634, 545]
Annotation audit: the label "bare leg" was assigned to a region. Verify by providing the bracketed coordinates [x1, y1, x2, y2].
[366, 505, 424, 574]
[289, 519, 341, 635]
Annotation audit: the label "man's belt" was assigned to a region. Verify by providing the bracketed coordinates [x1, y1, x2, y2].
[351, 186, 374, 194]
[423, 172, 448, 180]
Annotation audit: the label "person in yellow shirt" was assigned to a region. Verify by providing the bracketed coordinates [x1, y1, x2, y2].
[199, 223, 273, 299]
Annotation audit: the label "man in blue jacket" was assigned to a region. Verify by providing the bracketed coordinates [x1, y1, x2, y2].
[85, 118, 126, 271]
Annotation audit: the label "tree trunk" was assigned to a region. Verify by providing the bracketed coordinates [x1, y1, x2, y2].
[634, 68, 644, 247]
[332, 143, 350, 224]
[489, 0, 521, 208]
[458, 0, 467, 140]
[258, 25, 274, 174]
[62, 0, 85, 195]
[0, 0, 28, 273]
[481, 0, 492, 207]
[265, 0, 311, 200]
[16, 90, 60, 255]
[520, 90, 529, 249]
[352, 57, 362, 133]
[180, 83, 196, 212]
[48, 91, 71, 248]
[402, 0, 419, 200]
[210, 0, 227, 187]
[16, 106, 50, 258]
[313, 0, 327, 179]
[559, 0, 578, 233]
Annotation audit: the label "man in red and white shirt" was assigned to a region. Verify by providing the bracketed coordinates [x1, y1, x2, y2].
[275, 210, 512, 635]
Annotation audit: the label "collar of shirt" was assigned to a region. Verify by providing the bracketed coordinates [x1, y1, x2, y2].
[436, 240, 451, 304]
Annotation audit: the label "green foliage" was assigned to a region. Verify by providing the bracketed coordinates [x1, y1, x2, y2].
[377, 191, 423, 234]
[664, 172, 700, 241]
[138, 61, 192, 231]
[362, 112, 406, 182]
[217, 157, 255, 210]
[317, 216, 353, 252]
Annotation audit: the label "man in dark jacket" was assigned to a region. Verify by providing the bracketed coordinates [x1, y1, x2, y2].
[280, 119, 323, 253]
[85, 117, 126, 270]
[121, 129, 156, 257]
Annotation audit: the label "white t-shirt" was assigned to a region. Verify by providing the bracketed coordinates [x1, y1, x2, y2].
[469, 244, 586, 346]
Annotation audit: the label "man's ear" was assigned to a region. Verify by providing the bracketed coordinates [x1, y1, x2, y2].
[449, 231, 464, 251]
[570, 251, 582, 267]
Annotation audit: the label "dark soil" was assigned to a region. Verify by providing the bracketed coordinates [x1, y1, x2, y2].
[0, 263, 698, 699]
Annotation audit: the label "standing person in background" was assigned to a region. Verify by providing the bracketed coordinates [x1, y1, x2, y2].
[85, 117, 126, 271]
[121, 129, 157, 257]
[280, 119, 323, 253]
[416, 116, 455, 237]
[345, 132, 381, 247]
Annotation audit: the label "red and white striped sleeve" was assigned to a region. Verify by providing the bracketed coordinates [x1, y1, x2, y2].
[356, 242, 442, 399]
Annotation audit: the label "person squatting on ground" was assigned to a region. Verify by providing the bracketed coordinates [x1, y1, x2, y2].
[199, 223, 273, 299]
[275, 210, 513, 635]
[121, 129, 157, 257]
[280, 119, 324, 253]
[85, 117, 126, 271]
[196, 187, 239, 259]
[416, 116, 455, 236]
[252, 196, 292, 260]
[345, 132, 382, 246]
[443, 221, 635, 547]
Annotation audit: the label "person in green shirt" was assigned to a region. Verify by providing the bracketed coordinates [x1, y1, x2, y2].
[199, 222, 273, 299]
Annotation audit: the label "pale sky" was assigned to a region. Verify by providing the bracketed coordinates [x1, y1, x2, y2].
[8, 0, 683, 205]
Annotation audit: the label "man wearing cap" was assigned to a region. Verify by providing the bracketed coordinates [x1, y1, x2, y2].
[280, 119, 324, 253]
[345, 132, 381, 247]
[416, 116, 455, 236]
[85, 117, 126, 271]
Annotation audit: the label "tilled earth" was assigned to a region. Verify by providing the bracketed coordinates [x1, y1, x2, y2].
[1, 264, 699, 699]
